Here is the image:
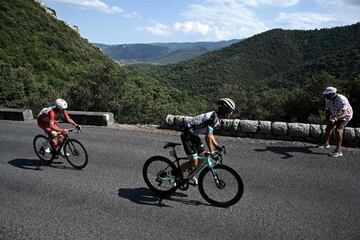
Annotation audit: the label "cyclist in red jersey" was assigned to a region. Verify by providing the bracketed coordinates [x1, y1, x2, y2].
[37, 99, 80, 156]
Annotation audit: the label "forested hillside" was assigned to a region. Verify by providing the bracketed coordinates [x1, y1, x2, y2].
[1, 0, 359, 127]
[0, 0, 206, 124]
[148, 24, 360, 126]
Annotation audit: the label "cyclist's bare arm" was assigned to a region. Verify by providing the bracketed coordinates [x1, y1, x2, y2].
[206, 133, 218, 153]
[48, 111, 65, 133]
[63, 111, 80, 129]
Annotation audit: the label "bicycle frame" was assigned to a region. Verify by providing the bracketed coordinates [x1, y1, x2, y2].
[166, 144, 223, 184]
[48, 129, 78, 156]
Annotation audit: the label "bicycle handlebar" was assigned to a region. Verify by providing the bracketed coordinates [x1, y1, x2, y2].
[62, 127, 81, 135]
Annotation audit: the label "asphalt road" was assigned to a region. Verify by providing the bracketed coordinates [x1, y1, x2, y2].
[0, 120, 359, 240]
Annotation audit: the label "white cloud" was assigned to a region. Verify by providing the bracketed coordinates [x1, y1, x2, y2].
[50, 0, 123, 14]
[122, 11, 141, 19]
[316, 0, 360, 6]
[179, 0, 269, 40]
[314, 0, 360, 26]
[275, 12, 336, 29]
[243, 0, 299, 7]
[143, 22, 171, 36]
[174, 21, 210, 35]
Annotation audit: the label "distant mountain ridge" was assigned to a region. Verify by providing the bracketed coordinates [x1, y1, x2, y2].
[93, 39, 241, 64]
[149, 23, 360, 93]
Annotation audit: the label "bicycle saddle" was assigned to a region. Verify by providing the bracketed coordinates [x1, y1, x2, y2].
[163, 142, 182, 149]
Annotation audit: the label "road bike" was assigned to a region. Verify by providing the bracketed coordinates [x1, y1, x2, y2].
[143, 142, 244, 207]
[33, 128, 88, 170]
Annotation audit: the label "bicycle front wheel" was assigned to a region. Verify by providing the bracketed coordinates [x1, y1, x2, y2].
[64, 139, 88, 169]
[198, 165, 244, 207]
[33, 135, 54, 162]
[142, 156, 178, 196]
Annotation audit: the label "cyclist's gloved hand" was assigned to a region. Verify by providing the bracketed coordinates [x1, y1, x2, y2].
[211, 152, 220, 160]
[75, 125, 81, 131]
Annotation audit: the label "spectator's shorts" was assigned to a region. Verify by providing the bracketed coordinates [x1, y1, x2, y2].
[335, 118, 350, 128]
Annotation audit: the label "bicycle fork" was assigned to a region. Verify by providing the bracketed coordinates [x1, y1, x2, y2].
[203, 156, 224, 189]
[187, 155, 221, 186]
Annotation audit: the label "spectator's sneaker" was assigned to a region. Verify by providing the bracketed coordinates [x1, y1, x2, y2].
[331, 149, 343, 158]
[318, 143, 330, 149]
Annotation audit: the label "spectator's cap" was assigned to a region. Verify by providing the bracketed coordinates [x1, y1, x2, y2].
[323, 86, 337, 95]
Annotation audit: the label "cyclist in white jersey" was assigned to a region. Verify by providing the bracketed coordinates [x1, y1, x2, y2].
[179, 98, 236, 174]
[318, 87, 353, 157]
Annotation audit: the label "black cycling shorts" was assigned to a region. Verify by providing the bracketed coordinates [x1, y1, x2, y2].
[181, 132, 205, 158]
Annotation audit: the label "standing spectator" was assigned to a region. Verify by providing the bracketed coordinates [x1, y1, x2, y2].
[318, 87, 353, 157]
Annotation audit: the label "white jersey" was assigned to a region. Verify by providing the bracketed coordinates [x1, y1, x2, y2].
[37, 106, 56, 121]
[325, 94, 353, 121]
[185, 111, 220, 135]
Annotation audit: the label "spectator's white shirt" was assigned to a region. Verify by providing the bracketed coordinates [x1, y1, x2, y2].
[325, 94, 353, 121]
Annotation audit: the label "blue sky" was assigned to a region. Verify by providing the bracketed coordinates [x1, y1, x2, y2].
[41, 0, 360, 44]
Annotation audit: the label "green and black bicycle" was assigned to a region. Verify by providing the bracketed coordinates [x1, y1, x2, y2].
[143, 142, 244, 207]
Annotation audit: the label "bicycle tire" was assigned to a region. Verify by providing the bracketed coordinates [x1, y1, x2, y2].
[63, 139, 88, 169]
[198, 164, 243, 207]
[33, 135, 54, 162]
[142, 156, 178, 196]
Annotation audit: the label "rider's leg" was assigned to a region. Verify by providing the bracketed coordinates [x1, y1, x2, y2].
[180, 133, 204, 172]
[48, 131, 59, 149]
[38, 120, 54, 152]
[180, 155, 199, 172]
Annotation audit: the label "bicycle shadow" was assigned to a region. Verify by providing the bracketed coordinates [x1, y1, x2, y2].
[254, 146, 330, 159]
[118, 187, 204, 207]
[8, 158, 77, 171]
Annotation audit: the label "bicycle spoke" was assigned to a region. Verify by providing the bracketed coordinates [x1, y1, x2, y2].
[64, 139, 88, 169]
[198, 165, 243, 207]
[33, 135, 54, 162]
[143, 156, 178, 195]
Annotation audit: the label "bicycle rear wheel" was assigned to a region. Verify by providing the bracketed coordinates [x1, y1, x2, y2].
[142, 156, 178, 196]
[198, 164, 243, 207]
[63, 139, 88, 169]
[33, 135, 54, 162]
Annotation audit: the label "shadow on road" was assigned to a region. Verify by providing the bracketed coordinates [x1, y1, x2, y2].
[254, 146, 330, 159]
[118, 187, 204, 207]
[8, 158, 77, 171]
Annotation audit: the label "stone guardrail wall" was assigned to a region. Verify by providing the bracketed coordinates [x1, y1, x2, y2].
[67, 111, 114, 126]
[0, 108, 114, 126]
[161, 115, 360, 147]
[0, 108, 34, 121]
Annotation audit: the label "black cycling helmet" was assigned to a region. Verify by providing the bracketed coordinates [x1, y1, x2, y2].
[217, 98, 236, 115]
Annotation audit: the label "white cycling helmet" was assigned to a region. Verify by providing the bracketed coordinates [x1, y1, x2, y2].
[218, 98, 236, 112]
[55, 98, 68, 110]
[323, 86, 337, 95]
